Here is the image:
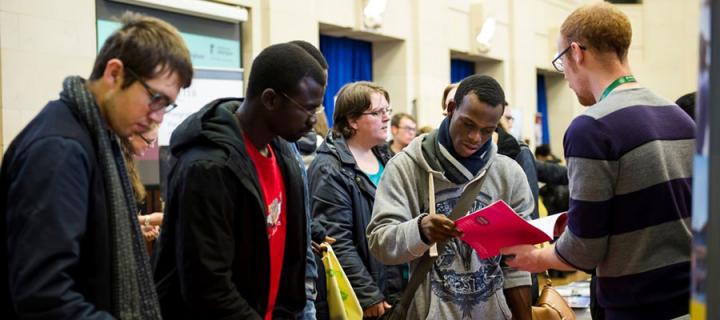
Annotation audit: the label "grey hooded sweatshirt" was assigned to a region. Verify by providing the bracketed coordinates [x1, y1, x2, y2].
[366, 130, 533, 320]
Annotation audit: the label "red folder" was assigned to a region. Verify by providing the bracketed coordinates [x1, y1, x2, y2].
[454, 200, 568, 259]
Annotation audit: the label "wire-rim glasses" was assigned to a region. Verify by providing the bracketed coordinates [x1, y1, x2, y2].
[280, 91, 324, 117]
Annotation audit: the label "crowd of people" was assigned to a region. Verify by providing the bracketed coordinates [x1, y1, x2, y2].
[2, 2, 696, 320]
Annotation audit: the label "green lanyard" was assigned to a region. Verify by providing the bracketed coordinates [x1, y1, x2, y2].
[599, 75, 636, 101]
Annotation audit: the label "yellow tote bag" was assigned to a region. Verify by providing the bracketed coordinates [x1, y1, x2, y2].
[321, 244, 363, 320]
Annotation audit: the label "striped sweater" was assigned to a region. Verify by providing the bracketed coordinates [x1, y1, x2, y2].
[554, 87, 695, 319]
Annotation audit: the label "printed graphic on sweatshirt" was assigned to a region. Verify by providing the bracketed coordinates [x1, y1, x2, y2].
[430, 189, 504, 319]
[266, 193, 282, 236]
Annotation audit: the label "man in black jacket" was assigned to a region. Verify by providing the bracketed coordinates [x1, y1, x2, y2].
[153, 43, 326, 319]
[1, 13, 192, 319]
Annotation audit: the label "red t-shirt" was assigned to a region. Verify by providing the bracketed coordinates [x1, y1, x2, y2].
[243, 134, 286, 320]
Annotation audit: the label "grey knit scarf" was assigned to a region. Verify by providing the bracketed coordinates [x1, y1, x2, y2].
[60, 76, 162, 319]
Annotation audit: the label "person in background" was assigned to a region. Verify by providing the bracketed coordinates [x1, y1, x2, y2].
[388, 112, 417, 155]
[288, 40, 330, 320]
[153, 43, 325, 319]
[533, 144, 568, 185]
[309, 81, 405, 318]
[495, 103, 538, 221]
[1, 12, 192, 319]
[441, 83, 459, 116]
[121, 127, 164, 251]
[493, 103, 540, 303]
[296, 111, 329, 167]
[499, 106, 516, 137]
[675, 92, 696, 120]
[534, 144, 559, 163]
[502, 3, 695, 319]
[532, 143, 569, 215]
[367, 75, 533, 319]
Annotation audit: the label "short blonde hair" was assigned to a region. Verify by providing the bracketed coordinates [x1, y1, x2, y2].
[561, 2, 632, 60]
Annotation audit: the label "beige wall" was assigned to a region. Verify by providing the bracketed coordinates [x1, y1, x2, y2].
[0, 0, 96, 151]
[0, 0, 701, 157]
[620, 2, 700, 102]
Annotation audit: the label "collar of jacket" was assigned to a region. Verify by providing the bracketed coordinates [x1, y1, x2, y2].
[318, 133, 392, 197]
[318, 132, 392, 168]
[172, 98, 303, 212]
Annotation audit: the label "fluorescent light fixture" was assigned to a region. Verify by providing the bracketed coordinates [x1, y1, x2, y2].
[110, 0, 248, 23]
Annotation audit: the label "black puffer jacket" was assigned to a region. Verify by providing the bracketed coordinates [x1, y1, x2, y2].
[535, 160, 568, 185]
[308, 133, 404, 310]
[535, 160, 570, 214]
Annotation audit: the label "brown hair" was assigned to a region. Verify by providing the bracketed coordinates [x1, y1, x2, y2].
[561, 2, 632, 61]
[90, 12, 193, 89]
[120, 138, 146, 206]
[314, 111, 329, 139]
[417, 126, 433, 136]
[332, 81, 390, 139]
[391, 112, 416, 128]
[442, 83, 458, 112]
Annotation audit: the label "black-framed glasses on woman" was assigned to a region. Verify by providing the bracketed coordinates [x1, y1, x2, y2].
[125, 67, 178, 113]
[361, 107, 393, 118]
[552, 43, 587, 73]
[280, 91, 324, 117]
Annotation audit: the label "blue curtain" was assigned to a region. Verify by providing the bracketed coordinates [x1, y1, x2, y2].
[320, 35, 373, 127]
[450, 59, 475, 83]
[536, 74, 550, 145]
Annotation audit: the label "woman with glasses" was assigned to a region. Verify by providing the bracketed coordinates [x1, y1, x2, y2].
[121, 126, 164, 253]
[308, 81, 404, 319]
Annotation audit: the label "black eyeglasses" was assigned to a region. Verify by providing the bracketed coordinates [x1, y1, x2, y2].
[361, 107, 392, 118]
[552, 43, 587, 73]
[280, 91, 324, 117]
[125, 67, 178, 113]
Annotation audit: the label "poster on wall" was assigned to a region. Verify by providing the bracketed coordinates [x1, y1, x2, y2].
[97, 20, 241, 70]
[690, 0, 711, 318]
[159, 70, 244, 146]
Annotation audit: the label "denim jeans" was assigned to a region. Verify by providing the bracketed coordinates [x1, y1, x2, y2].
[301, 299, 317, 320]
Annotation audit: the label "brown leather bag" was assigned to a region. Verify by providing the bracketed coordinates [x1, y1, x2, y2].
[531, 273, 576, 320]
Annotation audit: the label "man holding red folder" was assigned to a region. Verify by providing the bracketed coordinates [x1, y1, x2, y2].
[367, 75, 535, 320]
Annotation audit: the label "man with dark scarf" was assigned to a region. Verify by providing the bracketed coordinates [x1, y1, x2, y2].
[1, 12, 192, 319]
[368, 75, 534, 319]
